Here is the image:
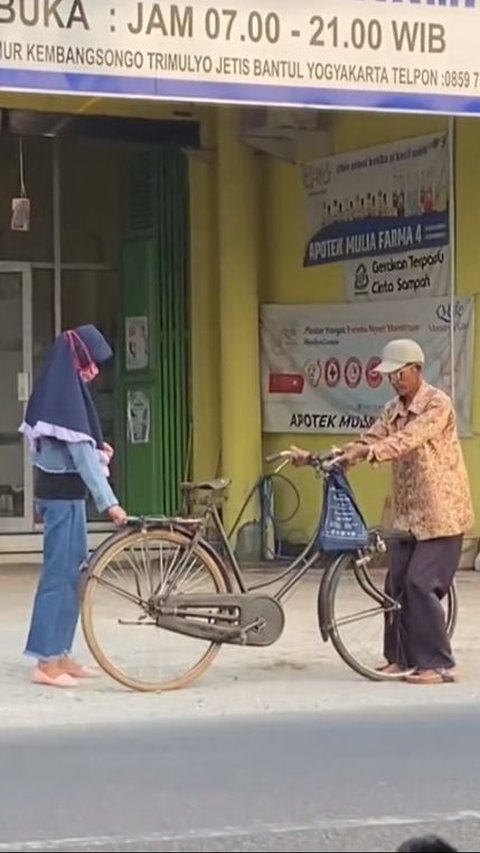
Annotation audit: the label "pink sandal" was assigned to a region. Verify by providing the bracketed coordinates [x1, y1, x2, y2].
[70, 665, 100, 679]
[31, 667, 78, 688]
[60, 661, 100, 679]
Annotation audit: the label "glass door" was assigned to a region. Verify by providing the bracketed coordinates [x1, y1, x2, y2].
[0, 264, 32, 532]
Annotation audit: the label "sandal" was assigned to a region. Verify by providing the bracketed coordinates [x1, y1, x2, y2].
[59, 660, 100, 679]
[405, 668, 457, 685]
[31, 667, 78, 688]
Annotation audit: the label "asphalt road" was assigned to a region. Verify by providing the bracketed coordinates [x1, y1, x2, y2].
[0, 706, 479, 852]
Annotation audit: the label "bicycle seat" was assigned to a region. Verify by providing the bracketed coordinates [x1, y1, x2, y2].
[181, 478, 231, 492]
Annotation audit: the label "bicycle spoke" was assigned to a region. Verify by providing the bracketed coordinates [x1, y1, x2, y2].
[95, 574, 147, 608]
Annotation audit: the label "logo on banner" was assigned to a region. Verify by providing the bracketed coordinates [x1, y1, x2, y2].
[344, 357, 363, 389]
[366, 357, 383, 389]
[435, 301, 466, 325]
[325, 358, 341, 388]
[354, 264, 370, 296]
[303, 163, 333, 192]
[279, 326, 298, 347]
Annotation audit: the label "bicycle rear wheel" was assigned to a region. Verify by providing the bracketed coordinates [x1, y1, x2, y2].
[81, 527, 230, 692]
[319, 553, 457, 682]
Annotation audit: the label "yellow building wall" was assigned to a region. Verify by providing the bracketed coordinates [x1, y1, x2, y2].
[9, 90, 476, 542]
[261, 112, 480, 544]
[53, 98, 474, 545]
[189, 117, 222, 483]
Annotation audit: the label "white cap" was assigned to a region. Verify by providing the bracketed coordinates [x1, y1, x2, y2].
[376, 339, 425, 374]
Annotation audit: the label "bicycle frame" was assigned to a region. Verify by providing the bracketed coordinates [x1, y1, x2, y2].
[80, 449, 459, 692]
[124, 449, 390, 605]
[126, 500, 324, 602]
[209, 500, 325, 601]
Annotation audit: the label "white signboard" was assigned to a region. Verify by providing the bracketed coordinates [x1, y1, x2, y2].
[127, 389, 151, 444]
[125, 316, 149, 372]
[1, 2, 480, 114]
[303, 133, 451, 305]
[261, 297, 474, 436]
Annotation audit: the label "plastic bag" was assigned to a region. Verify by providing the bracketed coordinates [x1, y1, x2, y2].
[318, 466, 369, 552]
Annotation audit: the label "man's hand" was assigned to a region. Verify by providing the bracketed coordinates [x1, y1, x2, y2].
[108, 505, 128, 527]
[338, 443, 370, 468]
[288, 445, 312, 466]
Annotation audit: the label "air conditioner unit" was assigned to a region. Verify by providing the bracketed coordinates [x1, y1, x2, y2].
[240, 107, 332, 163]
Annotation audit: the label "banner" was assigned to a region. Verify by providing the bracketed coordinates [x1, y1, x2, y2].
[343, 247, 450, 302]
[261, 297, 474, 436]
[1, 2, 480, 115]
[303, 134, 450, 302]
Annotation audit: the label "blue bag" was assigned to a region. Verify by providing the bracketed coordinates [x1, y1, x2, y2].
[317, 466, 369, 552]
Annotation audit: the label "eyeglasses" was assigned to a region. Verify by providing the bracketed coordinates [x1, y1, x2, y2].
[388, 364, 417, 383]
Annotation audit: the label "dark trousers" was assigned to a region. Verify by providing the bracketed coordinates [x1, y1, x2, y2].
[384, 535, 463, 671]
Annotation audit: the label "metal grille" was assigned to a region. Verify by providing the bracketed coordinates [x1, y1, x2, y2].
[156, 151, 190, 514]
[121, 149, 190, 516]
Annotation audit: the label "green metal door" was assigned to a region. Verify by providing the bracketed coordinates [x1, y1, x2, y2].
[118, 148, 190, 515]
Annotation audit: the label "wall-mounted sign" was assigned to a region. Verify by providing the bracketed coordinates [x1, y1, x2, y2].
[1, 1, 480, 115]
[127, 388, 151, 445]
[261, 296, 474, 436]
[303, 132, 451, 302]
[125, 315, 149, 372]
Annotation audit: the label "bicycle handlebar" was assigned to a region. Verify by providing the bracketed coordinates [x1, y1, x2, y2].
[265, 449, 342, 473]
[265, 452, 290, 464]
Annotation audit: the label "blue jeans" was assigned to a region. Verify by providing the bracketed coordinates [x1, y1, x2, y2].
[25, 500, 88, 661]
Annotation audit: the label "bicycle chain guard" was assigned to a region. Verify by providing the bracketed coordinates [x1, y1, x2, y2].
[155, 593, 285, 647]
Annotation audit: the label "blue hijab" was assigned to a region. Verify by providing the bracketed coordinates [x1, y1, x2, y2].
[21, 325, 112, 449]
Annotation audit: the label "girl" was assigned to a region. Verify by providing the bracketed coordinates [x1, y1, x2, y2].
[20, 325, 127, 688]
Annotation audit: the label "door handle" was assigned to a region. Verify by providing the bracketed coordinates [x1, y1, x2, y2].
[17, 372, 30, 402]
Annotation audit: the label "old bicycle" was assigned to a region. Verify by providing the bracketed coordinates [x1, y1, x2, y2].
[80, 452, 457, 692]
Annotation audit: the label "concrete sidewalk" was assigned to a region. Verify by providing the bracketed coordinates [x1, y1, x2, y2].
[2, 566, 480, 730]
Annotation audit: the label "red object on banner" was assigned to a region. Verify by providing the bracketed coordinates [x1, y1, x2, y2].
[344, 356, 362, 389]
[366, 357, 383, 389]
[325, 358, 341, 388]
[269, 373, 305, 394]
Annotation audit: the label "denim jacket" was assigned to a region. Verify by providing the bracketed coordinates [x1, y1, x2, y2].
[32, 437, 118, 514]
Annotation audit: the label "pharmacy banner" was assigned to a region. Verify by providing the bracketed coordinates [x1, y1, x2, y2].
[2, 2, 480, 115]
[303, 133, 451, 307]
[261, 296, 474, 436]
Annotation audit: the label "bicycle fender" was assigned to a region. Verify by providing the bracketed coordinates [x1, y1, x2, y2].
[317, 554, 347, 643]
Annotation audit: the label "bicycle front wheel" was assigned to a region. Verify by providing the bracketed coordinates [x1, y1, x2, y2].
[319, 553, 458, 682]
[81, 527, 230, 692]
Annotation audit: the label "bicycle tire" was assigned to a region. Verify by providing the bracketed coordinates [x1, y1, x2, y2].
[81, 526, 231, 693]
[318, 553, 458, 682]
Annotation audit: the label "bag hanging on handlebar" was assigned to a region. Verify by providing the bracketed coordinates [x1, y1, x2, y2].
[317, 467, 369, 552]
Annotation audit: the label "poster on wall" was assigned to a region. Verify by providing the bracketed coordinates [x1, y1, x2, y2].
[303, 133, 451, 302]
[125, 316, 149, 371]
[127, 389, 151, 445]
[261, 297, 474, 437]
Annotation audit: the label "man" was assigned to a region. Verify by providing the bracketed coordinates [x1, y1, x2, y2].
[291, 339, 473, 684]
